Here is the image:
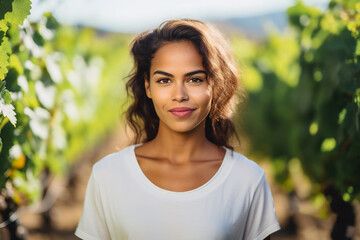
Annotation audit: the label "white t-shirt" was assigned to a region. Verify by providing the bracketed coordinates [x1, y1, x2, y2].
[75, 145, 280, 240]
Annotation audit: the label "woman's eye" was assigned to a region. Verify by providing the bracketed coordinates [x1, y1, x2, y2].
[156, 78, 171, 84]
[188, 78, 203, 83]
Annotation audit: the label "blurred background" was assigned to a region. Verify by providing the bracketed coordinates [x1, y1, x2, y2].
[0, 0, 359, 239]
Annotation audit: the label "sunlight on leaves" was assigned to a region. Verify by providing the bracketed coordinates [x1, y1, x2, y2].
[321, 138, 336, 152]
[0, 98, 16, 126]
[24, 107, 50, 139]
[35, 80, 56, 109]
[338, 108, 347, 124]
[242, 67, 263, 92]
[0, 37, 11, 80]
[309, 122, 318, 135]
[4, 0, 31, 26]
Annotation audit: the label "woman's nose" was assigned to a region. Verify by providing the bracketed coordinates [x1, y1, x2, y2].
[171, 82, 189, 102]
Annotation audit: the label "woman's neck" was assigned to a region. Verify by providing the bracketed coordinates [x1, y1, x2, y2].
[148, 120, 214, 165]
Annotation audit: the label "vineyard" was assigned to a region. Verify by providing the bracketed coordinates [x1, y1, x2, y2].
[0, 0, 360, 239]
[233, 1, 360, 238]
[0, 0, 132, 238]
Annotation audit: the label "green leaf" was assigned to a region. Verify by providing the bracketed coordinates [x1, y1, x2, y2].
[0, 37, 11, 80]
[7, 24, 20, 46]
[0, 81, 16, 126]
[0, 19, 9, 44]
[4, 0, 31, 26]
[9, 54, 23, 75]
[1, 88, 12, 104]
[44, 13, 59, 30]
[355, 88, 360, 108]
[356, 39, 360, 56]
[33, 30, 44, 47]
[287, 1, 322, 29]
[38, 14, 58, 40]
[0, 31, 3, 46]
[0, 80, 5, 91]
[0, 97, 16, 127]
[12, 169, 42, 204]
[338, 108, 347, 125]
[0, 19, 8, 32]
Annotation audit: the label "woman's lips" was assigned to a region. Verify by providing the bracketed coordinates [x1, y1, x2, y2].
[169, 107, 195, 117]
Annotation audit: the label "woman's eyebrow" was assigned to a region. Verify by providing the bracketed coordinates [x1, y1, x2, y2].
[153, 70, 207, 77]
[153, 70, 173, 77]
[185, 70, 207, 77]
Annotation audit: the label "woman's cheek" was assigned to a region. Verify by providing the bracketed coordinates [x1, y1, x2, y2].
[152, 87, 169, 109]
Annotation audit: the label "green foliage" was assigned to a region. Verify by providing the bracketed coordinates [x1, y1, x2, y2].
[0, 0, 131, 205]
[234, 0, 360, 205]
[3, 0, 32, 25]
[0, 80, 16, 126]
[0, 37, 11, 80]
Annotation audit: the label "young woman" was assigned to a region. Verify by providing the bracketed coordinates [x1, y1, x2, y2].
[75, 19, 280, 240]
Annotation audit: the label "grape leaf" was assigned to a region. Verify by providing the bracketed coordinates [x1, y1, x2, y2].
[0, 97, 16, 127]
[0, 19, 8, 45]
[0, 19, 8, 30]
[0, 37, 11, 80]
[7, 23, 19, 46]
[0, 19, 9, 39]
[4, 0, 31, 26]
[0, 80, 5, 91]
[9, 54, 23, 74]
[0, 88, 12, 104]
[44, 13, 59, 30]
[0, 31, 4, 46]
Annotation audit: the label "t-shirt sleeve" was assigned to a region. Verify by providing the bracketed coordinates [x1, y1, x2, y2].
[75, 170, 111, 240]
[243, 172, 280, 240]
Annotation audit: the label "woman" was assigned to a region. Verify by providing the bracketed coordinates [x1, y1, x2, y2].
[75, 19, 280, 240]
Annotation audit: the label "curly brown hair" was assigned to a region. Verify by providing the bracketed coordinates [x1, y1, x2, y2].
[125, 19, 245, 150]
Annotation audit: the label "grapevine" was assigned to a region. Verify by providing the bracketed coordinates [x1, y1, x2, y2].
[0, 0, 131, 238]
[235, 0, 360, 238]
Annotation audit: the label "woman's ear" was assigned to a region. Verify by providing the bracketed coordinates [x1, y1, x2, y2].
[144, 78, 152, 99]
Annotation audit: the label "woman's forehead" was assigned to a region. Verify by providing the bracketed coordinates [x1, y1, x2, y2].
[150, 41, 205, 74]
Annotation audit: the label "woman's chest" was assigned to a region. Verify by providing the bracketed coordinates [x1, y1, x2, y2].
[137, 158, 223, 192]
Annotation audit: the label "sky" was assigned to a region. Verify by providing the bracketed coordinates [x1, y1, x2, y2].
[29, 0, 330, 33]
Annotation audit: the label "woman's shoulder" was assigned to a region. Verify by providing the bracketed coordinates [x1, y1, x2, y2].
[92, 144, 136, 176]
[226, 149, 265, 181]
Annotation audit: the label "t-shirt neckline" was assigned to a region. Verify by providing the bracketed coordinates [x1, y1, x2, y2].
[128, 144, 231, 198]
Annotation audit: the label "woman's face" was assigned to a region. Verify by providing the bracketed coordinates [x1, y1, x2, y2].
[145, 41, 212, 134]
